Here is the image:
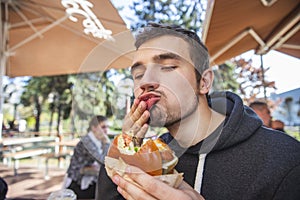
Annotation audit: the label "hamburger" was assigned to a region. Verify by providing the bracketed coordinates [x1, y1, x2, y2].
[105, 134, 183, 188]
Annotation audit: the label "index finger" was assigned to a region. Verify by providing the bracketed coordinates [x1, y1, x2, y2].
[123, 99, 147, 130]
[125, 166, 185, 200]
[129, 98, 140, 115]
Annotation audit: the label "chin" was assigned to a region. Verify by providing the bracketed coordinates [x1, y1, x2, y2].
[148, 106, 168, 127]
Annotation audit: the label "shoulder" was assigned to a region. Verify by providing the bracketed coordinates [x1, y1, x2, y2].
[73, 140, 89, 155]
[255, 127, 299, 148]
[250, 127, 300, 165]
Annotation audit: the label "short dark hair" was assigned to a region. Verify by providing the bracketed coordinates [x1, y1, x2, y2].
[134, 22, 209, 83]
[249, 101, 268, 109]
[87, 115, 107, 132]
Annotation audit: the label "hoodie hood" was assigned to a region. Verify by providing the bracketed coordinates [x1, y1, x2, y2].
[209, 91, 263, 151]
[161, 91, 263, 155]
[193, 91, 263, 193]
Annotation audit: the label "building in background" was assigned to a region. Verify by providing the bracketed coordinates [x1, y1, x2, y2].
[270, 88, 300, 126]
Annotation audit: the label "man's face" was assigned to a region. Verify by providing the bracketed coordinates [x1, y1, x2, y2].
[253, 107, 272, 127]
[131, 35, 199, 127]
[92, 121, 109, 140]
[257, 107, 272, 127]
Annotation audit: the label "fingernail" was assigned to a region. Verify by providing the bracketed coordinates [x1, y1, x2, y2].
[117, 186, 123, 194]
[143, 111, 149, 118]
[138, 103, 142, 109]
[112, 176, 119, 184]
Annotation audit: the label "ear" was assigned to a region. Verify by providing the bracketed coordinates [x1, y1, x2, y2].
[199, 69, 214, 94]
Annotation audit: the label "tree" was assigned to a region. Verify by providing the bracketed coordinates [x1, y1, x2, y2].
[48, 75, 72, 135]
[128, 0, 206, 33]
[69, 70, 123, 134]
[20, 77, 52, 132]
[212, 63, 239, 93]
[233, 58, 276, 103]
[2, 77, 27, 129]
[20, 75, 73, 135]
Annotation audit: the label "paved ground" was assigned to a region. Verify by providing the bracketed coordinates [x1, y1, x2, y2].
[0, 163, 66, 199]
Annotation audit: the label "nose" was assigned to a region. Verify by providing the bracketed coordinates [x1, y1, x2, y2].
[140, 82, 159, 92]
[139, 67, 159, 92]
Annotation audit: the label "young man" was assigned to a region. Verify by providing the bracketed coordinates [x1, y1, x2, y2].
[96, 23, 300, 200]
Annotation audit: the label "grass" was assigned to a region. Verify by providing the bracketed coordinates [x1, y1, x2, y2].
[285, 126, 300, 141]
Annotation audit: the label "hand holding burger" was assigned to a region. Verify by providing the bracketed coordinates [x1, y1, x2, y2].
[105, 99, 183, 188]
[105, 133, 183, 188]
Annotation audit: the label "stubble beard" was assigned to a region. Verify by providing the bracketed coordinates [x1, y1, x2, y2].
[148, 94, 199, 128]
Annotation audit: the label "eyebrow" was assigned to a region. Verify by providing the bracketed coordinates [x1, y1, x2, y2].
[153, 52, 182, 62]
[130, 52, 182, 74]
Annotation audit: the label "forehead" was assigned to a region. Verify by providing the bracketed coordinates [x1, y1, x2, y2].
[133, 35, 193, 64]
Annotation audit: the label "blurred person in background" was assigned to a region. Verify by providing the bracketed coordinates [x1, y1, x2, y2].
[249, 101, 272, 128]
[271, 119, 285, 132]
[0, 177, 8, 200]
[64, 115, 110, 199]
[249, 101, 286, 132]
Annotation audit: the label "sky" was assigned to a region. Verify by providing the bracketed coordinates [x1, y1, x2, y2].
[240, 50, 300, 94]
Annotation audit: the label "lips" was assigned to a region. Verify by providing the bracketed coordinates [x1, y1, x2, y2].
[139, 93, 161, 110]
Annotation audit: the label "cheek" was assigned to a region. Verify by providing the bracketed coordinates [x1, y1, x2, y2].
[161, 72, 197, 101]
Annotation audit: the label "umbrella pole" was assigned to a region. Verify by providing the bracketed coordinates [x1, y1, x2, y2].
[0, 55, 6, 140]
[0, 3, 3, 139]
[0, 1, 8, 139]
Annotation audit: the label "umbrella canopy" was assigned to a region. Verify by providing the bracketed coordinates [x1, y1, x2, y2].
[0, 0, 133, 139]
[202, 0, 300, 65]
[1, 0, 130, 77]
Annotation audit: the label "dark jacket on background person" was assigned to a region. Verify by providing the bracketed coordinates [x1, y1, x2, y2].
[0, 177, 8, 200]
[66, 132, 110, 199]
[96, 91, 300, 200]
[67, 133, 110, 185]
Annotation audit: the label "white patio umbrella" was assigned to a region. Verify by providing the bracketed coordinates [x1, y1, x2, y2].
[0, 0, 132, 138]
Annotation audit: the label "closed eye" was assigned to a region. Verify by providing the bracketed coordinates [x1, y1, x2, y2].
[133, 73, 144, 80]
[161, 66, 177, 71]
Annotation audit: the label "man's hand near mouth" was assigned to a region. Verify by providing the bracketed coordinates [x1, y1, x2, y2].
[122, 99, 150, 144]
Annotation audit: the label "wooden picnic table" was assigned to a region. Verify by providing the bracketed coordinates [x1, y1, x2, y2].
[0, 137, 80, 177]
[0, 136, 57, 175]
[1, 136, 57, 146]
[47, 138, 80, 147]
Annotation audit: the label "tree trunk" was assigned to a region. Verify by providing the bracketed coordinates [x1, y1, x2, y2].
[70, 109, 75, 139]
[56, 104, 62, 136]
[34, 95, 41, 135]
[49, 97, 56, 136]
[13, 104, 17, 123]
[49, 109, 54, 136]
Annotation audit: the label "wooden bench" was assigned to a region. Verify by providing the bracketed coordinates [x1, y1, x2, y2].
[1, 136, 57, 175]
[41, 150, 74, 179]
[3, 148, 52, 175]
